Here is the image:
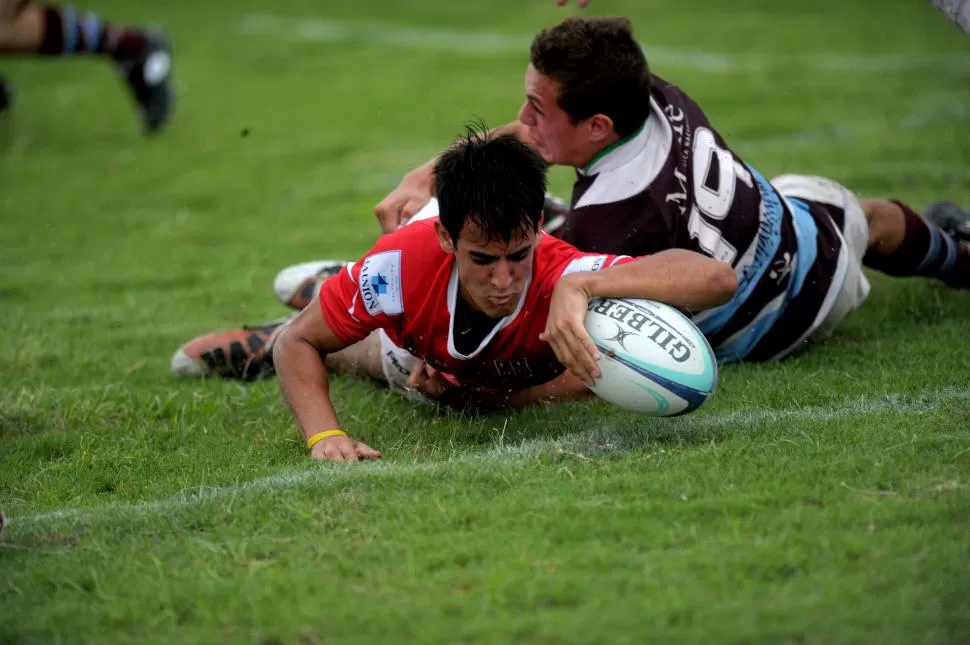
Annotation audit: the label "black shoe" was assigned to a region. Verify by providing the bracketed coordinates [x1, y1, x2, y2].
[273, 260, 350, 311]
[924, 201, 970, 242]
[118, 30, 173, 134]
[0, 76, 13, 113]
[543, 191, 570, 234]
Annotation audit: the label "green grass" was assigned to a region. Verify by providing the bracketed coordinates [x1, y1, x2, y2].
[2, 0, 970, 643]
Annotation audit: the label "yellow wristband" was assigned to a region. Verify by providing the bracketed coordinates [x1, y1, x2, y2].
[306, 429, 348, 450]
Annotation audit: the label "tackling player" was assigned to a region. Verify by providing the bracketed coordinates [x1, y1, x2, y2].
[370, 17, 970, 368]
[174, 126, 736, 460]
[0, 0, 172, 133]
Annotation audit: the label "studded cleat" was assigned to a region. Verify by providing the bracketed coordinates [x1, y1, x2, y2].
[170, 316, 294, 381]
[924, 201, 970, 243]
[273, 260, 349, 311]
[542, 191, 570, 234]
[118, 30, 173, 134]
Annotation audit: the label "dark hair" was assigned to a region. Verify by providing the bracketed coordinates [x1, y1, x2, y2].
[530, 17, 651, 138]
[434, 122, 547, 244]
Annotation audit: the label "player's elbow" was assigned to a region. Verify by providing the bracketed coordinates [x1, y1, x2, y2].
[709, 263, 738, 305]
[271, 326, 291, 374]
[271, 324, 309, 374]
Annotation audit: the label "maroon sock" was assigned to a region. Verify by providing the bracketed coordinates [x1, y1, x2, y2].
[37, 5, 146, 60]
[103, 29, 149, 61]
[863, 200, 970, 288]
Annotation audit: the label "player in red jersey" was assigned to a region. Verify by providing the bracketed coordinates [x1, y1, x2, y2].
[172, 126, 736, 461]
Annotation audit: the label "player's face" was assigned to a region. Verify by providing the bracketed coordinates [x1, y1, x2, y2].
[519, 65, 597, 168]
[440, 220, 541, 318]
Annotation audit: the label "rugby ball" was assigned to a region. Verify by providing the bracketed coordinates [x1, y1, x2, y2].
[584, 297, 717, 416]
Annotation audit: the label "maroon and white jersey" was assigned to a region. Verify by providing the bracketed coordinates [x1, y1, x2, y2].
[552, 74, 851, 362]
[319, 218, 633, 391]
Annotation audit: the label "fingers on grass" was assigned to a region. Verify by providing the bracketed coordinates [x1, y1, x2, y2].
[356, 442, 381, 460]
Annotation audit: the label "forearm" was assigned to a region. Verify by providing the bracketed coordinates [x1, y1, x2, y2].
[273, 329, 342, 442]
[505, 370, 592, 409]
[574, 249, 738, 311]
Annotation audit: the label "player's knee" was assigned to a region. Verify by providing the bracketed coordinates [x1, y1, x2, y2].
[0, 0, 29, 24]
[862, 199, 905, 251]
[363, 332, 388, 381]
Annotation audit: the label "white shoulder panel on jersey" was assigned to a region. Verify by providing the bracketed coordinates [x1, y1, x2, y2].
[574, 97, 673, 209]
[358, 250, 404, 316]
[406, 197, 440, 225]
[561, 254, 608, 277]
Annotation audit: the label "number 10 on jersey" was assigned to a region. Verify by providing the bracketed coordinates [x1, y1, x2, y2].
[686, 127, 752, 266]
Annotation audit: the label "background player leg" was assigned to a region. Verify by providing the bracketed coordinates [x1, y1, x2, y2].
[0, 0, 20, 110]
[0, 72, 10, 110]
[861, 199, 970, 288]
[0, 0, 173, 132]
[317, 331, 387, 383]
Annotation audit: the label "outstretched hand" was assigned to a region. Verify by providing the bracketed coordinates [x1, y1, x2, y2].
[540, 275, 601, 386]
[310, 435, 381, 462]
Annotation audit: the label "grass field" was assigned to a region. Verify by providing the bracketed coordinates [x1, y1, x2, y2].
[2, 0, 970, 643]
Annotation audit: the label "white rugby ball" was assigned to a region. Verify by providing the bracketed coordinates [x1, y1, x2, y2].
[584, 297, 717, 416]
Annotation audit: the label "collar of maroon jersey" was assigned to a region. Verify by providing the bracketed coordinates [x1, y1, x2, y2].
[573, 97, 673, 209]
[579, 118, 647, 176]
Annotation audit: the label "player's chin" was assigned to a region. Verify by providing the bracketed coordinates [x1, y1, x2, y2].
[536, 145, 556, 165]
[528, 137, 553, 163]
[483, 300, 518, 318]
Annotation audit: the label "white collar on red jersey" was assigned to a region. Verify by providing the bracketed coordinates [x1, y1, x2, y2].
[444, 262, 533, 360]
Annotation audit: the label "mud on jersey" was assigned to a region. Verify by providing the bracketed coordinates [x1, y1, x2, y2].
[552, 74, 849, 363]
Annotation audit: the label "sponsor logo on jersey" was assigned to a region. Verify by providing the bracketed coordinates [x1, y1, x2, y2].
[493, 358, 534, 380]
[384, 350, 411, 377]
[359, 250, 404, 316]
[561, 254, 608, 277]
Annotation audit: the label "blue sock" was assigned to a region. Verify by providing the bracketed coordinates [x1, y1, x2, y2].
[37, 5, 144, 58]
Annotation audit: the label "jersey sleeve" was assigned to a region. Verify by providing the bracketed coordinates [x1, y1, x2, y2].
[554, 193, 679, 257]
[538, 234, 639, 285]
[318, 244, 408, 345]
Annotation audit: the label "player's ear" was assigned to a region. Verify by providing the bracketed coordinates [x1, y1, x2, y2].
[587, 114, 615, 145]
[434, 220, 456, 254]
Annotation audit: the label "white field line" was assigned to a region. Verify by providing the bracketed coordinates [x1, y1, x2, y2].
[238, 14, 970, 74]
[12, 388, 969, 532]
